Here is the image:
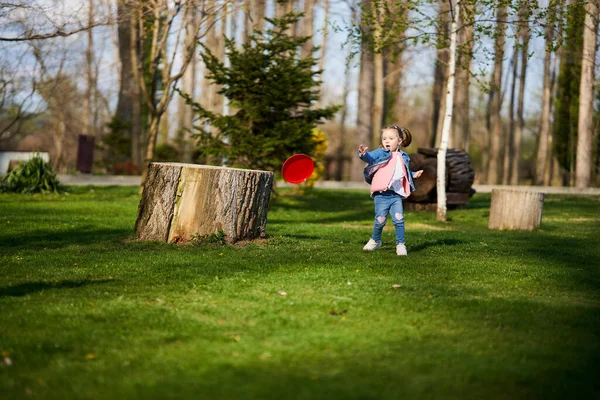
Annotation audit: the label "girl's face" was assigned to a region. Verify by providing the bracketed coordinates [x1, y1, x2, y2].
[381, 129, 401, 151]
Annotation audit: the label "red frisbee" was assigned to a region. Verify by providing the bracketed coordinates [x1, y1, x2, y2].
[282, 154, 315, 184]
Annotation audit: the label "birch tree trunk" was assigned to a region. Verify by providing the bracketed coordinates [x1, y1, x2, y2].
[487, 3, 507, 184]
[510, 0, 529, 185]
[575, 0, 599, 188]
[351, 0, 375, 181]
[535, 8, 555, 185]
[437, 0, 460, 222]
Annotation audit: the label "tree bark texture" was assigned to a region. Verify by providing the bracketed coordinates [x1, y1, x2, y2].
[488, 189, 544, 231]
[575, 0, 599, 188]
[503, 48, 518, 185]
[487, 4, 507, 184]
[178, 4, 198, 163]
[351, 0, 374, 181]
[431, 0, 450, 148]
[300, 0, 314, 58]
[116, 0, 135, 128]
[136, 163, 274, 243]
[535, 8, 555, 186]
[511, 0, 529, 185]
[436, 0, 460, 221]
[453, 0, 474, 151]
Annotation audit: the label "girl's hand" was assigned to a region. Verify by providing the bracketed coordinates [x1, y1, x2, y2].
[414, 170, 423, 178]
[358, 144, 368, 157]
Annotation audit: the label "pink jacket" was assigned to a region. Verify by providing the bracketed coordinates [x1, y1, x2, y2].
[370, 152, 411, 197]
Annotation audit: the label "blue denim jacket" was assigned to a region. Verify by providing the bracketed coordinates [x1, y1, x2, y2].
[358, 148, 416, 192]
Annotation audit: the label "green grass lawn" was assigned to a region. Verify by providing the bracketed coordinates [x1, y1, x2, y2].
[1, 186, 599, 399]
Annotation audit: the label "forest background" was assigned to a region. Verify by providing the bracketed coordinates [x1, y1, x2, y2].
[0, 0, 598, 187]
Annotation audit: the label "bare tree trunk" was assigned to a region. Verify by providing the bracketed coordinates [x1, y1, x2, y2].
[135, 0, 205, 189]
[130, 5, 143, 166]
[116, 0, 140, 163]
[510, 0, 529, 185]
[85, 0, 96, 140]
[437, 0, 460, 222]
[178, 4, 198, 162]
[547, 0, 565, 186]
[371, 1, 385, 148]
[431, 0, 450, 148]
[243, 0, 252, 44]
[385, 0, 408, 125]
[575, 0, 599, 188]
[52, 119, 64, 173]
[352, 0, 374, 181]
[336, 58, 351, 181]
[315, 0, 329, 108]
[535, 8, 555, 186]
[373, 54, 384, 149]
[300, 0, 314, 58]
[487, 3, 507, 184]
[503, 49, 518, 185]
[453, 1, 474, 151]
[318, 0, 329, 74]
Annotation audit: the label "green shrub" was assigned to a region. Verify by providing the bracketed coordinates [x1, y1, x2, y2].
[1, 156, 65, 194]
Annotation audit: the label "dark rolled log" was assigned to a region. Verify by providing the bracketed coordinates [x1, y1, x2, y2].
[408, 147, 475, 204]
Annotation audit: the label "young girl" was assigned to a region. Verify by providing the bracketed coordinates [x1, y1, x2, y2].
[357, 125, 423, 256]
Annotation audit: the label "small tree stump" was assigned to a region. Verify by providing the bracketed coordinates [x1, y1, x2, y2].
[488, 189, 544, 231]
[135, 162, 274, 243]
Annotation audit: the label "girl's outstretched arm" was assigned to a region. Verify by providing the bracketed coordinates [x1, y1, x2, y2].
[357, 144, 375, 163]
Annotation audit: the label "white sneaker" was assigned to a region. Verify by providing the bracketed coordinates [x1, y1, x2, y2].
[396, 243, 407, 256]
[363, 239, 382, 251]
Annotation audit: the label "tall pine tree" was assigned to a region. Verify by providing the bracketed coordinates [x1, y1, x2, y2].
[179, 13, 339, 172]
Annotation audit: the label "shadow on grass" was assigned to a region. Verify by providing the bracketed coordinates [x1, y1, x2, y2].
[0, 279, 114, 298]
[410, 238, 466, 252]
[0, 226, 132, 252]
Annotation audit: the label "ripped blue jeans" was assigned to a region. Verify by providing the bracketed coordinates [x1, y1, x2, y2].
[371, 190, 405, 244]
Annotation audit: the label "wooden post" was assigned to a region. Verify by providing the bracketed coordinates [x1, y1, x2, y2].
[488, 189, 544, 231]
[135, 162, 274, 243]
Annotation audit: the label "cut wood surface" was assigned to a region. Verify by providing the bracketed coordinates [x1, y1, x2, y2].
[488, 189, 544, 231]
[135, 163, 274, 243]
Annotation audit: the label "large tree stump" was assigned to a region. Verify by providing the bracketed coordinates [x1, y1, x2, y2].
[135, 162, 274, 243]
[488, 189, 544, 231]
